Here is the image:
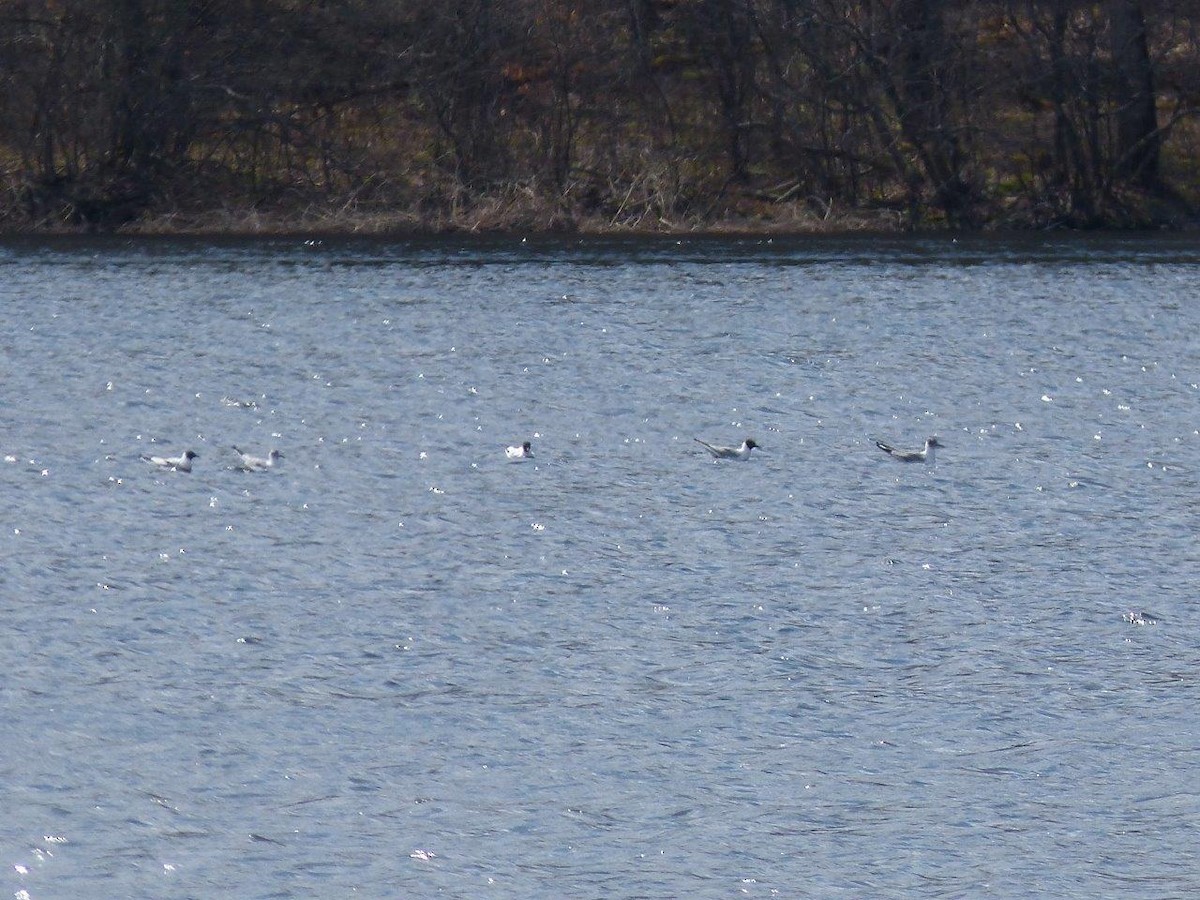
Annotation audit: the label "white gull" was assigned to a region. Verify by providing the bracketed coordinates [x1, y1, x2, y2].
[875, 436, 941, 463]
[232, 446, 284, 472]
[694, 437, 761, 461]
[505, 440, 534, 460]
[141, 449, 198, 472]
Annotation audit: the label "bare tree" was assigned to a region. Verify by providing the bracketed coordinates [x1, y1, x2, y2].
[0, 0, 1196, 230]
[1109, 0, 1160, 186]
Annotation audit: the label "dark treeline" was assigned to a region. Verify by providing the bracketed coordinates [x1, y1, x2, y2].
[1, 0, 1197, 233]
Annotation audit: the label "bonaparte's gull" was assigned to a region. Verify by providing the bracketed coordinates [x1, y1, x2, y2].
[694, 437, 761, 460]
[1122, 610, 1159, 626]
[506, 440, 534, 460]
[875, 436, 941, 463]
[141, 449, 198, 472]
[232, 445, 283, 471]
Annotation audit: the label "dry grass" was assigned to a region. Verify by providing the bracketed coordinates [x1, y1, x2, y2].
[111, 188, 907, 237]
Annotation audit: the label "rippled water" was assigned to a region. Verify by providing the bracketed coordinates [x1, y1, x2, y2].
[4, 234, 1200, 897]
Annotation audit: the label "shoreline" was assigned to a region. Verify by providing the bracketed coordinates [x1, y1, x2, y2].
[5, 184, 1196, 239]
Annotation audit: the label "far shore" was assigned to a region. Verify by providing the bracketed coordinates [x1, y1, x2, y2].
[6, 201, 1197, 239]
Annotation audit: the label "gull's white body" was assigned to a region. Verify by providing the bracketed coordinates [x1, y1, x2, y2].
[694, 437, 761, 461]
[875, 436, 941, 463]
[232, 446, 283, 472]
[506, 441, 534, 460]
[141, 449, 198, 472]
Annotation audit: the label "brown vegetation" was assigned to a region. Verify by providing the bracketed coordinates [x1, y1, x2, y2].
[0, 0, 1196, 234]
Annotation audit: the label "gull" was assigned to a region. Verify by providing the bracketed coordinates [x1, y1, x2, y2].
[506, 440, 534, 460]
[141, 449, 198, 472]
[232, 446, 284, 472]
[1122, 610, 1159, 626]
[694, 437, 761, 461]
[875, 435, 941, 463]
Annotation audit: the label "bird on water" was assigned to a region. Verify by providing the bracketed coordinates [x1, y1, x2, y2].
[506, 440, 534, 460]
[232, 446, 284, 472]
[141, 449, 198, 472]
[694, 437, 761, 461]
[874, 436, 941, 463]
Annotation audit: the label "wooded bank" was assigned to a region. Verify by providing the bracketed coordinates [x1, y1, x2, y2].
[1, 0, 1197, 234]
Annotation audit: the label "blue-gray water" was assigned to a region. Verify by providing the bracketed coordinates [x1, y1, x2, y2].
[3, 234, 1200, 898]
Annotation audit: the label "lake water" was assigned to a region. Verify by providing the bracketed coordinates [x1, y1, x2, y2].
[3, 233, 1200, 898]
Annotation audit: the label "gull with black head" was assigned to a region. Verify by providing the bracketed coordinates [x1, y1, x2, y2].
[506, 440, 534, 460]
[141, 449, 198, 472]
[694, 437, 762, 461]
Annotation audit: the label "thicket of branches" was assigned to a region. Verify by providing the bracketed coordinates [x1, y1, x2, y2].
[0, 0, 1197, 232]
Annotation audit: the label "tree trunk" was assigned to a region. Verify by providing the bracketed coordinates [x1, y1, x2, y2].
[1108, 0, 1159, 187]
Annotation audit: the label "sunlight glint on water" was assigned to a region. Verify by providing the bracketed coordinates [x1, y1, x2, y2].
[3, 234, 1200, 897]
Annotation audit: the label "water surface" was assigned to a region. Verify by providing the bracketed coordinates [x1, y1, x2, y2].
[3, 234, 1199, 898]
